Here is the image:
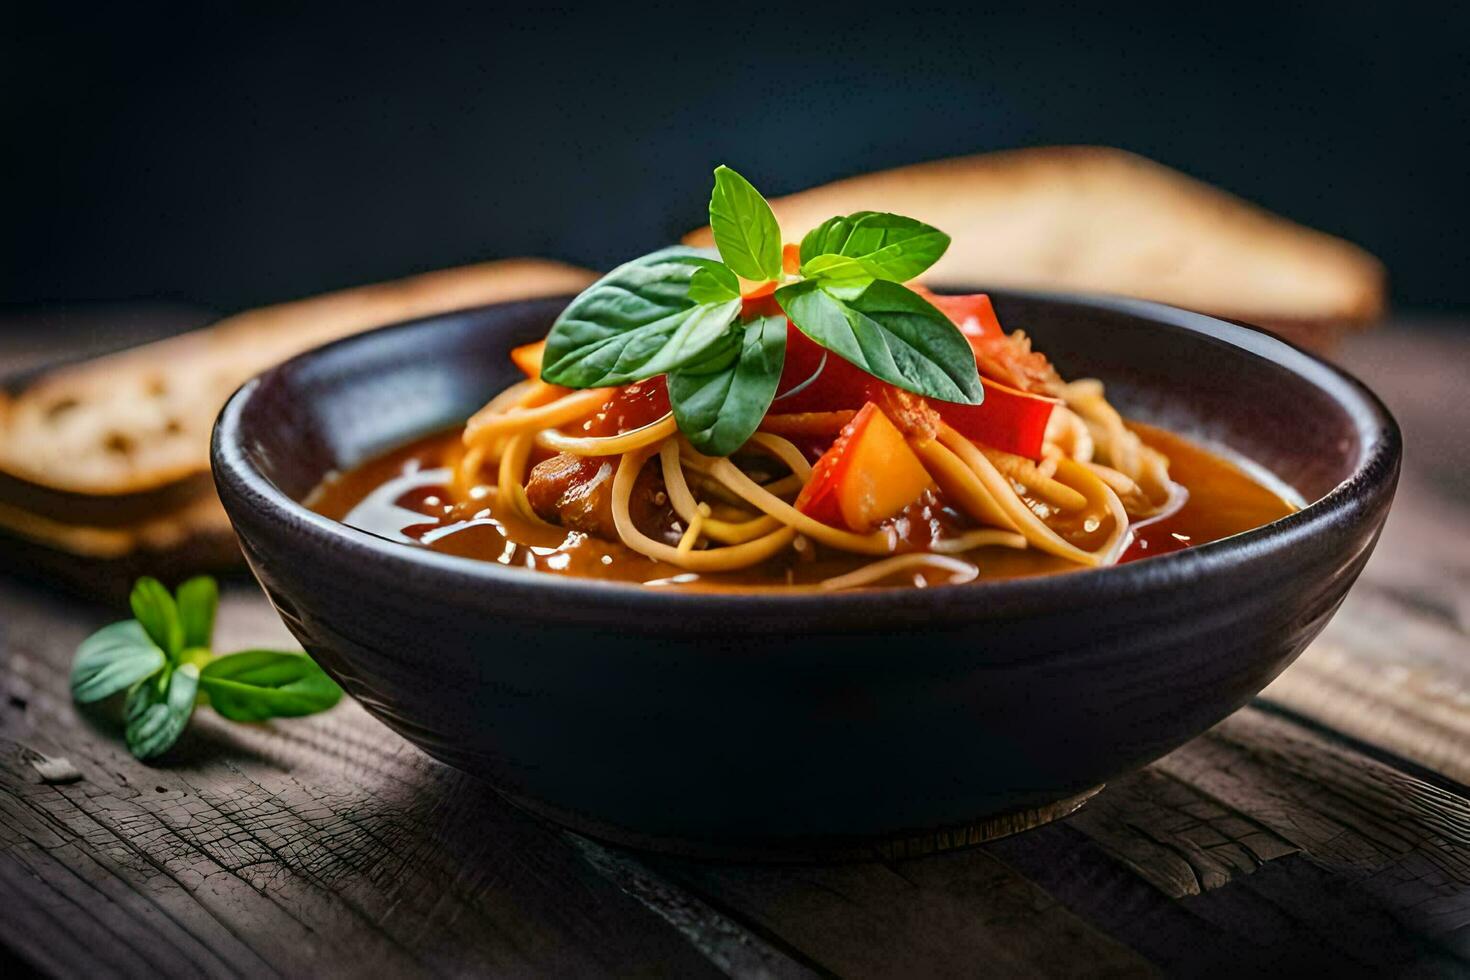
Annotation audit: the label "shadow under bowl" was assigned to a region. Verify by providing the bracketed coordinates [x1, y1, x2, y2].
[211, 289, 1400, 860]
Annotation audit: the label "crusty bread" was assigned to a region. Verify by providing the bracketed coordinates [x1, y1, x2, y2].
[0, 257, 595, 587]
[0, 258, 596, 498]
[684, 146, 1385, 328]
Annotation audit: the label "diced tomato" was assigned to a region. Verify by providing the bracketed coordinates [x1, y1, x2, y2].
[782, 243, 801, 275]
[795, 402, 935, 532]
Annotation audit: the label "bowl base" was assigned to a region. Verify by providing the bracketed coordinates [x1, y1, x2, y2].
[500, 785, 1105, 863]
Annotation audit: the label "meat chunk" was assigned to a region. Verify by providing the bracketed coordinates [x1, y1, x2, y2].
[524, 452, 678, 543]
[525, 453, 617, 537]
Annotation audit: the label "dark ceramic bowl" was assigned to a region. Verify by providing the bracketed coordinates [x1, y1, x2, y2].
[211, 290, 1399, 860]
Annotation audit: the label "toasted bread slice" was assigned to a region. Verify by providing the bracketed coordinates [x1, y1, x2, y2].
[684, 146, 1384, 327]
[0, 258, 596, 499]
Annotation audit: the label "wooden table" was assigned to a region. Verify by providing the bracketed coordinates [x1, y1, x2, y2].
[2, 314, 1467, 977]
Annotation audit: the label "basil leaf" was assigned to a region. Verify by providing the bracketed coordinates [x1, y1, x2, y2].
[542, 247, 743, 387]
[124, 663, 199, 760]
[200, 650, 343, 722]
[775, 278, 984, 405]
[130, 577, 183, 658]
[71, 620, 166, 703]
[175, 576, 218, 650]
[687, 263, 740, 304]
[668, 314, 788, 457]
[800, 211, 950, 283]
[798, 210, 877, 265]
[708, 165, 783, 282]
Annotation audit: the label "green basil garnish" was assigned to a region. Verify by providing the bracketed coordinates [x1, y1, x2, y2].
[687, 262, 741, 304]
[668, 313, 788, 457]
[708, 165, 784, 282]
[539, 165, 984, 451]
[71, 576, 343, 761]
[775, 278, 983, 404]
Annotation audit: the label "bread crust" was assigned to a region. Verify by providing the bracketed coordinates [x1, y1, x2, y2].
[0, 258, 596, 499]
[684, 146, 1385, 326]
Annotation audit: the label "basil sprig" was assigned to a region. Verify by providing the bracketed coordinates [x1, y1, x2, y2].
[540, 165, 982, 456]
[71, 576, 343, 760]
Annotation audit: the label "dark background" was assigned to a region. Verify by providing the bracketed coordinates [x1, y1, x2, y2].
[4, 3, 1467, 317]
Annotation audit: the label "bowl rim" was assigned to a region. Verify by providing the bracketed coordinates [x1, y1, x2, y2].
[211, 287, 1401, 623]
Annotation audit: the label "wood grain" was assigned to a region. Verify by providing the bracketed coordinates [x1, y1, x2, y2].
[4, 575, 1468, 976]
[2, 587, 732, 979]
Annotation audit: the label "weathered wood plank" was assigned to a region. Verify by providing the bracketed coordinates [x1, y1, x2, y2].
[648, 704, 1470, 977]
[1, 582, 742, 979]
[1158, 711, 1470, 952]
[985, 710, 1470, 974]
[568, 836, 821, 979]
[992, 822, 1466, 976]
[1065, 766, 1300, 898]
[4, 588, 1469, 978]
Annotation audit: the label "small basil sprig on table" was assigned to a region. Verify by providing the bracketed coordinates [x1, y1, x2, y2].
[539, 165, 982, 457]
[71, 576, 343, 760]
